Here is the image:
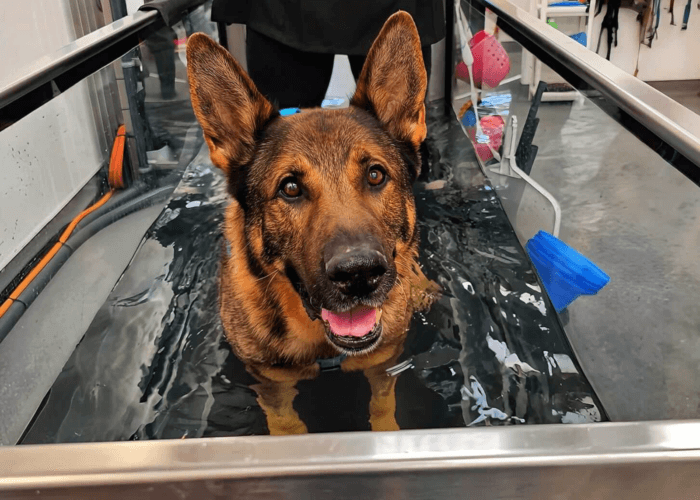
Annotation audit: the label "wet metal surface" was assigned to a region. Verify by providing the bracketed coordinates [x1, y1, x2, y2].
[6, 421, 700, 499]
[21, 105, 605, 444]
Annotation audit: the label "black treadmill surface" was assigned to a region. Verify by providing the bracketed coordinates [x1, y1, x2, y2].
[22, 105, 606, 443]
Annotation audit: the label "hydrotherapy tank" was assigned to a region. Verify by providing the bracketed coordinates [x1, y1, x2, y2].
[1, 0, 700, 497]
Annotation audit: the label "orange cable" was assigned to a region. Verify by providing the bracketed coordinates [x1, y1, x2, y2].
[109, 125, 126, 189]
[0, 190, 114, 318]
[0, 125, 126, 319]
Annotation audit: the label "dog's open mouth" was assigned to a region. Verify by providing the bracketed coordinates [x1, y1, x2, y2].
[321, 305, 383, 353]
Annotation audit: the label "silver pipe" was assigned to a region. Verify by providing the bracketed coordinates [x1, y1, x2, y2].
[0, 9, 159, 110]
[1, 420, 700, 495]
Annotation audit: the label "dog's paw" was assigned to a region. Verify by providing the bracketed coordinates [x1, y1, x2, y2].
[267, 416, 308, 436]
[370, 415, 400, 432]
[410, 277, 442, 312]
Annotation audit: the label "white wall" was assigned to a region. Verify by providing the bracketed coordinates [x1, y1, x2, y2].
[502, 0, 700, 81]
[0, 1, 105, 271]
[590, 2, 700, 81]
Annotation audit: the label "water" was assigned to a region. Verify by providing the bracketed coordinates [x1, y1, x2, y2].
[21, 106, 605, 444]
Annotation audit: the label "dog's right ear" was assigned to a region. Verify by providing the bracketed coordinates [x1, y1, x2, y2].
[186, 33, 276, 176]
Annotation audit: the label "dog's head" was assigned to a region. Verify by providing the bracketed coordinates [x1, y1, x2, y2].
[187, 12, 427, 354]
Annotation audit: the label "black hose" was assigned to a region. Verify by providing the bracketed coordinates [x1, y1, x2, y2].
[0, 301, 26, 344]
[65, 186, 174, 251]
[0, 185, 176, 343]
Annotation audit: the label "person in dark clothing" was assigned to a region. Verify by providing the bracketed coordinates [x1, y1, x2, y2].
[211, 0, 445, 108]
[144, 26, 178, 100]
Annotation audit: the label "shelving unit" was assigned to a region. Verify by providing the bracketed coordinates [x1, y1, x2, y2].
[523, 0, 597, 101]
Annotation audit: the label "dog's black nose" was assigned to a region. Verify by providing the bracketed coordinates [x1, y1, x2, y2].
[325, 238, 388, 296]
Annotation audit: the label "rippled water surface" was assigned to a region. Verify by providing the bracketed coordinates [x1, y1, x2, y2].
[21, 107, 605, 443]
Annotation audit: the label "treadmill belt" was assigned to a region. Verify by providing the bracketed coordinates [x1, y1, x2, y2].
[21, 104, 606, 444]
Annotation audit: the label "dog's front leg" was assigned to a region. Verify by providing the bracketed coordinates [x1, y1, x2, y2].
[364, 359, 401, 432]
[253, 380, 307, 435]
[248, 365, 308, 435]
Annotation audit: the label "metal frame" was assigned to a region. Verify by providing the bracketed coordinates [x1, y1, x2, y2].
[2, 421, 700, 497]
[2, 2, 700, 497]
[0, 9, 162, 132]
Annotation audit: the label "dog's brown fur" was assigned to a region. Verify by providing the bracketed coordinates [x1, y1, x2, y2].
[187, 12, 439, 434]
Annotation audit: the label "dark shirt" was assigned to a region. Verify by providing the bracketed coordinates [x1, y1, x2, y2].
[211, 0, 445, 54]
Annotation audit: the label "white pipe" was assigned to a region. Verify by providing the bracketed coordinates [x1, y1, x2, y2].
[510, 161, 562, 238]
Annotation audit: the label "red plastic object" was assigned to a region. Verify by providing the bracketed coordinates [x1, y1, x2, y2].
[468, 115, 505, 162]
[468, 31, 511, 88]
[456, 61, 470, 81]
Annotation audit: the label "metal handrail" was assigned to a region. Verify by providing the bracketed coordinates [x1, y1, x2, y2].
[0, 10, 158, 111]
[0, 0, 206, 131]
[2, 420, 700, 496]
[467, 0, 700, 182]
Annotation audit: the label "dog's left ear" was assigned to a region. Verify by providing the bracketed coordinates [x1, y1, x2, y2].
[351, 11, 428, 151]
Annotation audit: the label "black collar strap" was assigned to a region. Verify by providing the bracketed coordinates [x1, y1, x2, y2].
[316, 352, 347, 372]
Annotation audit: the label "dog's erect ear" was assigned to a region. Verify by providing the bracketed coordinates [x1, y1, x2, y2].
[186, 33, 276, 175]
[351, 11, 428, 150]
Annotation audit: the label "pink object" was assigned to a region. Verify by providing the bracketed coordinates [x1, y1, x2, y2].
[456, 61, 470, 81]
[322, 306, 377, 337]
[468, 115, 505, 162]
[468, 31, 511, 88]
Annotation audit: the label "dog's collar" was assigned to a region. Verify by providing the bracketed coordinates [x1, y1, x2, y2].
[316, 352, 347, 372]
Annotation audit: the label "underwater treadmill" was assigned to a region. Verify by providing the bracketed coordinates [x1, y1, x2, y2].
[1, 0, 700, 498]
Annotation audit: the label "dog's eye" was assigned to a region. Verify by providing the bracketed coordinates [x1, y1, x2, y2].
[280, 178, 302, 199]
[367, 166, 386, 187]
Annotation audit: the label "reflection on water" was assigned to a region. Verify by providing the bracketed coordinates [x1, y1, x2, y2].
[21, 106, 605, 444]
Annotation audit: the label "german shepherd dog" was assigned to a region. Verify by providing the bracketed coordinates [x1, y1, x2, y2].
[187, 12, 439, 434]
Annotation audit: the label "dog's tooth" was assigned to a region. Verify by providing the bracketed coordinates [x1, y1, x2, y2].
[376, 308, 383, 323]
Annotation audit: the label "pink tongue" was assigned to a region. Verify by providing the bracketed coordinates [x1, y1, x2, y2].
[321, 306, 377, 337]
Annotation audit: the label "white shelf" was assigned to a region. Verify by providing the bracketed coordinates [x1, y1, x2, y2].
[523, 0, 596, 101]
[545, 6, 588, 16]
[541, 90, 581, 101]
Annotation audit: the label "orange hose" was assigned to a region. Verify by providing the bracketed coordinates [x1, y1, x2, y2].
[0, 125, 126, 319]
[0, 190, 114, 318]
[109, 125, 126, 189]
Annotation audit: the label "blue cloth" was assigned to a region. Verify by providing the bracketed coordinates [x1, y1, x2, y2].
[279, 107, 301, 116]
[480, 93, 512, 107]
[526, 231, 610, 312]
[461, 108, 477, 127]
[322, 98, 345, 108]
[570, 32, 587, 46]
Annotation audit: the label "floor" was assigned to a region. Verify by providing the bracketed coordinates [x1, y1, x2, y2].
[648, 80, 700, 113]
[0, 204, 166, 444]
[479, 77, 700, 422]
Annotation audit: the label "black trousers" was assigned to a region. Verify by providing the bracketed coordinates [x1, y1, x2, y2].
[144, 27, 177, 99]
[245, 28, 432, 109]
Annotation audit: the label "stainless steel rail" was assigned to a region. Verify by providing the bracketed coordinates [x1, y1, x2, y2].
[0, 0, 207, 131]
[2, 421, 700, 498]
[470, 0, 700, 178]
[0, 10, 159, 120]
